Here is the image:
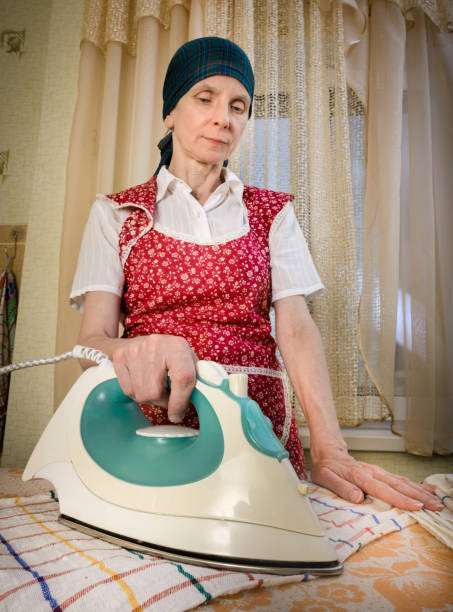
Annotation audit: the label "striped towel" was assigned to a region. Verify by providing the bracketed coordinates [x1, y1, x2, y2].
[0, 485, 416, 611]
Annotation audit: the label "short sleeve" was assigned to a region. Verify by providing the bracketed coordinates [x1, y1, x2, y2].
[269, 202, 324, 303]
[70, 196, 129, 312]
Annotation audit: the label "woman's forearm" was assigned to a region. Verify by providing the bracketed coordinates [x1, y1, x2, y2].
[274, 296, 347, 457]
[76, 291, 125, 369]
[275, 296, 443, 511]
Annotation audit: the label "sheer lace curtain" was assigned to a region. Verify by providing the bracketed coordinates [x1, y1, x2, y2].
[361, 0, 452, 455]
[206, 0, 380, 427]
[206, 0, 452, 455]
[55, 0, 204, 405]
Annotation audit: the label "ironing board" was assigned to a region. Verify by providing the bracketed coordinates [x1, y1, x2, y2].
[1, 468, 452, 612]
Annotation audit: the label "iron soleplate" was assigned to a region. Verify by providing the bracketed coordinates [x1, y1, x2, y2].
[59, 514, 344, 576]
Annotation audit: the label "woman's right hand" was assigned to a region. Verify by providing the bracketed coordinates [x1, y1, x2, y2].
[112, 334, 198, 423]
[78, 292, 198, 423]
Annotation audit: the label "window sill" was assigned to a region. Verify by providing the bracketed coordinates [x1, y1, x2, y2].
[299, 425, 405, 451]
[299, 398, 407, 452]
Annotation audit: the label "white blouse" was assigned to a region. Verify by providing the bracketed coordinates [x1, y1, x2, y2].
[70, 166, 324, 311]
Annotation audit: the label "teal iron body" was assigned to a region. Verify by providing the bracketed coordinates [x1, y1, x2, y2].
[23, 360, 343, 575]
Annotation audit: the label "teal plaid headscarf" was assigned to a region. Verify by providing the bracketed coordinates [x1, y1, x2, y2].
[154, 37, 254, 175]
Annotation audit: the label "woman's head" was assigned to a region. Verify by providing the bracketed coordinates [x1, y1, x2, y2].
[164, 74, 250, 171]
[155, 37, 254, 174]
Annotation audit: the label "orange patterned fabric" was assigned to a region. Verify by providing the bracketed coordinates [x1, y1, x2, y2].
[203, 524, 453, 611]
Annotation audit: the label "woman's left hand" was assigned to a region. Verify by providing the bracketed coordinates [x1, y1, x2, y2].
[310, 446, 444, 512]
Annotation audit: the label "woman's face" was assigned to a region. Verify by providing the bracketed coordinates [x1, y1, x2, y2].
[164, 75, 250, 167]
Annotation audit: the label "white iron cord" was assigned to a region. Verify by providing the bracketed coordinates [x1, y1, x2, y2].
[0, 345, 109, 375]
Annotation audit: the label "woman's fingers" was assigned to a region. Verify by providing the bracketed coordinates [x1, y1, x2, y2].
[366, 466, 443, 511]
[311, 457, 444, 511]
[166, 361, 198, 423]
[111, 355, 134, 398]
[112, 334, 197, 422]
[112, 338, 165, 403]
[312, 463, 422, 510]
[159, 335, 198, 422]
[348, 470, 426, 511]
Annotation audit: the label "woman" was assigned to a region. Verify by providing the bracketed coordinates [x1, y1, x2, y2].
[71, 37, 441, 511]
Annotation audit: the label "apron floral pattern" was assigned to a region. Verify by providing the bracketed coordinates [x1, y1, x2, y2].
[109, 177, 306, 478]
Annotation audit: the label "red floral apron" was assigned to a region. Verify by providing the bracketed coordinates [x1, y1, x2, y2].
[110, 177, 306, 479]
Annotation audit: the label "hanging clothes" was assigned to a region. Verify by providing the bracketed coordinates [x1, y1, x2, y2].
[0, 265, 18, 448]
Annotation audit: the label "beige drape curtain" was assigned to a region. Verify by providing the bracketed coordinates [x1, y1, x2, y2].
[398, 8, 452, 454]
[361, 1, 452, 455]
[56, 0, 452, 455]
[55, 0, 204, 406]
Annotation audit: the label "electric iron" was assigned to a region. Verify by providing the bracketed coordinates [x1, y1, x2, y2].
[23, 358, 343, 576]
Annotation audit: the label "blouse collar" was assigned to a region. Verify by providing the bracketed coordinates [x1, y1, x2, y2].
[156, 165, 244, 210]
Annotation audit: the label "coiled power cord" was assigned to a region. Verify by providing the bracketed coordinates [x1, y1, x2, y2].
[0, 345, 109, 375]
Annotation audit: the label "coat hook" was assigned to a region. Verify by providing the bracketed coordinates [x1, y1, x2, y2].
[10, 229, 18, 261]
[3, 229, 19, 269]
